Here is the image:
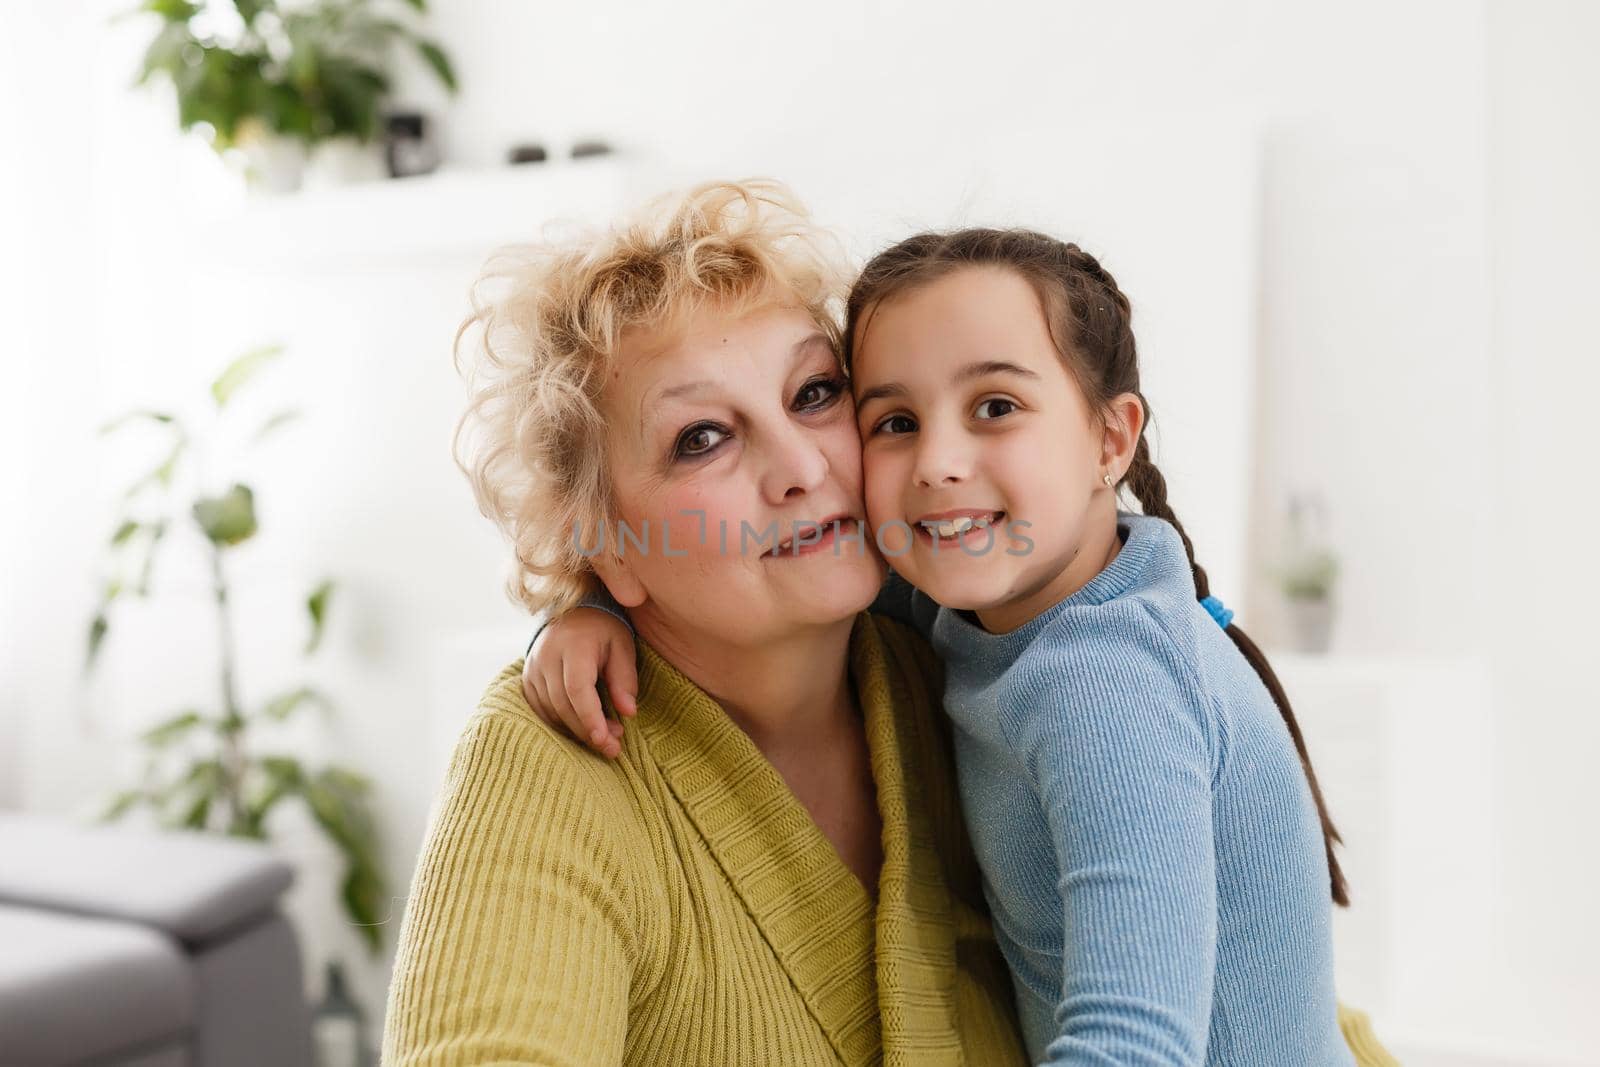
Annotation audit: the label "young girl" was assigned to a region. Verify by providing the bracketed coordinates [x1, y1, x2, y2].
[525, 229, 1360, 1065]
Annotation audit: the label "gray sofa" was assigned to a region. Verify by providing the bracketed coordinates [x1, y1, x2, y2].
[0, 812, 314, 1067]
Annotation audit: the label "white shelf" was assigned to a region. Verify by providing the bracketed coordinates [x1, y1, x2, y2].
[208, 158, 630, 269]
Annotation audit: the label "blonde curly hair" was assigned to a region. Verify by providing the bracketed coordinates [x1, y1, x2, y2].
[452, 179, 852, 617]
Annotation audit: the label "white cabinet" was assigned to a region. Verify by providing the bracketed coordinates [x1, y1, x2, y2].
[1272, 653, 1500, 1054]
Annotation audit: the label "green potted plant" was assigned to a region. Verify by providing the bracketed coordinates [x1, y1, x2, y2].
[125, 0, 458, 192]
[1274, 493, 1340, 654]
[87, 344, 387, 955]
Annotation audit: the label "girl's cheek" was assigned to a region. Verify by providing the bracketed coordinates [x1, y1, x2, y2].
[860, 450, 901, 526]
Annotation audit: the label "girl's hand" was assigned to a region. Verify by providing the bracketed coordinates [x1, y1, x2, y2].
[520, 607, 639, 760]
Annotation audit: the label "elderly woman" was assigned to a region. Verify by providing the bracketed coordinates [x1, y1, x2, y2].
[382, 181, 1029, 1065]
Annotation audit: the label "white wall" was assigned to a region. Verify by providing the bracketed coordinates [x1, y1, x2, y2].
[1484, 0, 1600, 1055]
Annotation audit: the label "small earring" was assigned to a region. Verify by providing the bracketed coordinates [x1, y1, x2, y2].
[1102, 471, 1115, 488]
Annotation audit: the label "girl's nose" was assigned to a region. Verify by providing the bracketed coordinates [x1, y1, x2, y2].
[912, 425, 973, 488]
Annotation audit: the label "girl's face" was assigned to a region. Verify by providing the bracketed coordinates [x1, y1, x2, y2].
[595, 301, 885, 650]
[852, 266, 1116, 633]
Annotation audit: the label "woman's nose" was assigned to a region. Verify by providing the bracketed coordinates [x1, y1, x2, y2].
[762, 425, 831, 502]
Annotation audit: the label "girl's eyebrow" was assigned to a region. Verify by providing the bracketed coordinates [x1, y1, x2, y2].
[856, 359, 1040, 408]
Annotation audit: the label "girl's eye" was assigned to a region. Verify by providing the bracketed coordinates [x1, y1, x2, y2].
[975, 398, 1017, 420]
[794, 376, 846, 411]
[675, 423, 728, 459]
[872, 413, 918, 436]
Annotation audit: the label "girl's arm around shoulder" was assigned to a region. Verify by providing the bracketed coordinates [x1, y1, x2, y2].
[1005, 602, 1220, 1065]
[383, 673, 655, 1066]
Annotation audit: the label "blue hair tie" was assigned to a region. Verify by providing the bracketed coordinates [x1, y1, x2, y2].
[1200, 595, 1234, 630]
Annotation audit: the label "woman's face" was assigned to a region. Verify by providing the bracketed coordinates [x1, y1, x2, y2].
[594, 301, 885, 650]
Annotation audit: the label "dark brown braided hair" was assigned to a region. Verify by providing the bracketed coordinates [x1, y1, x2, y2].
[843, 228, 1349, 907]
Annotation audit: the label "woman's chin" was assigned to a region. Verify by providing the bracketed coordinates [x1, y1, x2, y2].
[772, 555, 885, 623]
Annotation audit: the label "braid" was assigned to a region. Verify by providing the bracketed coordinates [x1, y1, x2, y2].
[1062, 244, 1126, 308]
[1124, 435, 1211, 598]
[1124, 442, 1351, 908]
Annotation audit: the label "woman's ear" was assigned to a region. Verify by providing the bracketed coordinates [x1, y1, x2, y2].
[1101, 392, 1146, 478]
[590, 544, 649, 609]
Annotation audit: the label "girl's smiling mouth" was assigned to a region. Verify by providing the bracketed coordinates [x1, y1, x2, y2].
[914, 508, 1007, 546]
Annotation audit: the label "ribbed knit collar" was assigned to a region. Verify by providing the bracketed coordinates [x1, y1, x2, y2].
[934, 511, 1186, 660]
[634, 613, 967, 1067]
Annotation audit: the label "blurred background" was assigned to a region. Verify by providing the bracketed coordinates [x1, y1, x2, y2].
[0, 2, 1594, 1065]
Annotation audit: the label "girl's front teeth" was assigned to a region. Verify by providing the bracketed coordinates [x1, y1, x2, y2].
[922, 514, 994, 539]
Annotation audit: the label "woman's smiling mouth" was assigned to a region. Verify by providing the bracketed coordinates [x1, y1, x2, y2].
[763, 515, 862, 558]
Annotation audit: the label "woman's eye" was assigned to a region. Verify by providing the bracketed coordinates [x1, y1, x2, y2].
[794, 376, 845, 411]
[676, 424, 727, 458]
[975, 398, 1017, 420]
[873, 413, 918, 436]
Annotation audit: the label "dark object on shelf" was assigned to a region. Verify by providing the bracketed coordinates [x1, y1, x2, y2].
[570, 139, 615, 159]
[385, 111, 440, 179]
[508, 143, 549, 164]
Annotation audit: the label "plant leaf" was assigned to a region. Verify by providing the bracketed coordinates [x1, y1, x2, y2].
[305, 579, 334, 654]
[136, 520, 169, 595]
[99, 410, 177, 436]
[341, 862, 386, 953]
[159, 758, 223, 829]
[140, 0, 203, 20]
[240, 763, 296, 836]
[111, 520, 142, 547]
[321, 765, 371, 794]
[85, 612, 110, 674]
[133, 18, 192, 87]
[304, 773, 386, 953]
[259, 755, 305, 786]
[141, 709, 205, 747]
[260, 686, 332, 722]
[179, 790, 212, 829]
[99, 789, 145, 822]
[252, 409, 302, 443]
[230, 0, 272, 28]
[123, 436, 188, 500]
[192, 484, 257, 546]
[179, 757, 223, 787]
[211, 344, 284, 407]
[414, 38, 456, 93]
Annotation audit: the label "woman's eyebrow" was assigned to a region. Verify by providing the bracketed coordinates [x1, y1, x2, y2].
[649, 331, 831, 408]
[653, 379, 718, 405]
[856, 359, 1040, 409]
[793, 330, 831, 358]
[640, 330, 835, 429]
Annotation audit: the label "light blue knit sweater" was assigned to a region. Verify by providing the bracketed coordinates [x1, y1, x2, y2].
[544, 512, 1352, 1065]
[878, 512, 1351, 1066]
